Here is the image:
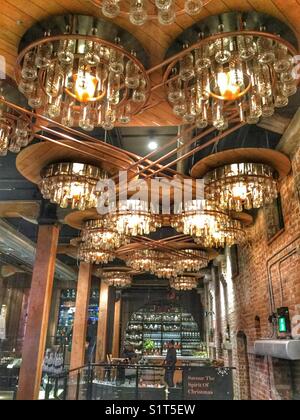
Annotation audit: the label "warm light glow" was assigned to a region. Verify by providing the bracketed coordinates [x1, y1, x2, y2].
[231, 183, 248, 201]
[217, 71, 241, 100]
[74, 71, 98, 102]
[148, 141, 158, 150]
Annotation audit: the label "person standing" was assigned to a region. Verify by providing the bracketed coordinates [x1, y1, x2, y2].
[164, 340, 177, 388]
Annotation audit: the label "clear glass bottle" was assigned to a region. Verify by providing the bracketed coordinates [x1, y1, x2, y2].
[107, 71, 120, 105]
[35, 32, 53, 69]
[46, 95, 62, 119]
[132, 77, 147, 103]
[109, 37, 124, 74]
[125, 53, 139, 89]
[45, 63, 64, 97]
[79, 103, 95, 131]
[129, 0, 148, 26]
[155, 0, 173, 10]
[102, 0, 120, 18]
[184, 0, 203, 16]
[179, 44, 195, 81]
[57, 26, 75, 67]
[158, 4, 176, 25]
[21, 51, 38, 81]
[168, 69, 184, 103]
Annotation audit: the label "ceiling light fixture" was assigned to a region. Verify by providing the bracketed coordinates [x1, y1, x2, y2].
[101, 270, 132, 288]
[170, 276, 199, 291]
[40, 162, 107, 210]
[171, 199, 245, 248]
[16, 15, 150, 131]
[81, 220, 129, 251]
[164, 12, 298, 129]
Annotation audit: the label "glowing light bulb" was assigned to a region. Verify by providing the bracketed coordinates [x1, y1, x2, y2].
[231, 183, 248, 200]
[148, 141, 158, 150]
[74, 71, 98, 102]
[217, 71, 241, 100]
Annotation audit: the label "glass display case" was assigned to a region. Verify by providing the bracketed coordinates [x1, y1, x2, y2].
[56, 289, 99, 343]
[125, 303, 201, 356]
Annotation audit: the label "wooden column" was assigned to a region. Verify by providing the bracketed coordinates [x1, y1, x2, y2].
[17, 224, 60, 400]
[95, 281, 109, 363]
[112, 296, 122, 358]
[69, 263, 92, 371]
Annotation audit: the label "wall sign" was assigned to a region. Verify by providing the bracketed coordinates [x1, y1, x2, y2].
[183, 367, 234, 400]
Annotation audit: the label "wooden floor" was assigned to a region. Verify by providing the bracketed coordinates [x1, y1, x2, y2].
[0, 0, 300, 126]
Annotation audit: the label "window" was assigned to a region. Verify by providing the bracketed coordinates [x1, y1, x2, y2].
[265, 195, 285, 242]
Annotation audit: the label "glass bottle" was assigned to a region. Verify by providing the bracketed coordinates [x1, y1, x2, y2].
[168, 68, 184, 103]
[85, 28, 101, 66]
[45, 63, 64, 97]
[184, 0, 203, 16]
[35, 33, 53, 69]
[79, 103, 95, 131]
[129, 0, 148, 26]
[257, 28, 275, 64]
[107, 71, 120, 105]
[102, 0, 120, 18]
[132, 77, 147, 103]
[125, 52, 139, 89]
[155, 0, 173, 10]
[158, 4, 176, 25]
[118, 103, 132, 124]
[179, 44, 195, 81]
[109, 37, 124, 74]
[21, 50, 38, 81]
[46, 95, 62, 119]
[57, 26, 75, 67]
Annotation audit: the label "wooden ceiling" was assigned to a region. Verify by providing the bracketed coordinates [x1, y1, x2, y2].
[0, 0, 300, 127]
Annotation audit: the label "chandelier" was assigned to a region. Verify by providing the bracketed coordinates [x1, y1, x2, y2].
[103, 199, 161, 236]
[164, 13, 298, 129]
[205, 162, 278, 212]
[125, 248, 208, 278]
[93, 0, 210, 26]
[40, 162, 107, 210]
[78, 242, 115, 264]
[170, 276, 199, 291]
[0, 90, 33, 156]
[101, 270, 132, 288]
[81, 219, 129, 251]
[16, 16, 150, 131]
[171, 200, 245, 248]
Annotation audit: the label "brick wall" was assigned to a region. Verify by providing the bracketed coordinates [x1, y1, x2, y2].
[207, 147, 300, 400]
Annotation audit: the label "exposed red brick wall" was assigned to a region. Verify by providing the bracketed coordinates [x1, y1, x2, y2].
[211, 148, 300, 400]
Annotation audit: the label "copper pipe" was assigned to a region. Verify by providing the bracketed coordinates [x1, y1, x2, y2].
[144, 121, 246, 179]
[113, 124, 197, 181]
[0, 97, 179, 178]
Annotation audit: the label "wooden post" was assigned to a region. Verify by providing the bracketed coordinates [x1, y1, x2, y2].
[95, 281, 109, 363]
[112, 296, 122, 358]
[17, 225, 60, 400]
[70, 263, 92, 371]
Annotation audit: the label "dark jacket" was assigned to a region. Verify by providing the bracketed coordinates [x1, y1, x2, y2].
[165, 347, 177, 368]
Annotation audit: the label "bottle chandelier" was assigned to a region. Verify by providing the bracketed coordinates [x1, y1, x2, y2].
[102, 199, 161, 236]
[0, 90, 33, 156]
[16, 17, 150, 131]
[171, 200, 244, 248]
[170, 276, 199, 291]
[125, 248, 208, 278]
[94, 0, 209, 26]
[205, 162, 278, 212]
[101, 270, 132, 288]
[78, 243, 115, 264]
[164, 17, 298, 129]
[81, 219, 129, 251]
[40, 162, 107, 210]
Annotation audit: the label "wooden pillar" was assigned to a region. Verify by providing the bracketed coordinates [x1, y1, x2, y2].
[17, 224, 60, 400]
[95, 281, 109, 363]
[112, 296, 122, 358]
[70, 263, 92, 371]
